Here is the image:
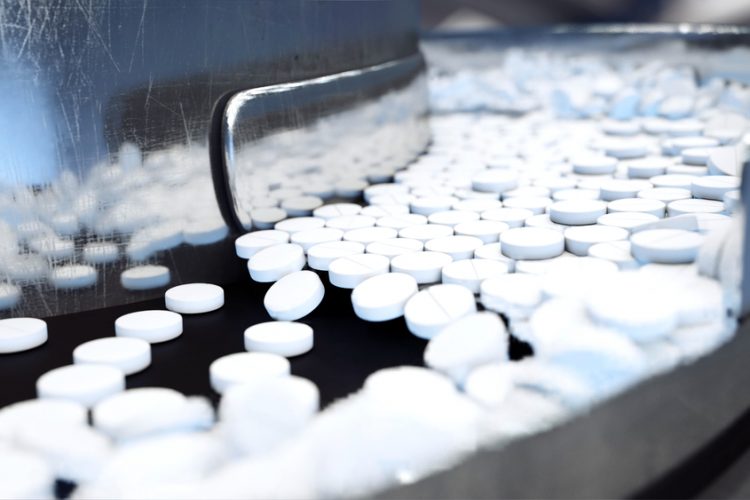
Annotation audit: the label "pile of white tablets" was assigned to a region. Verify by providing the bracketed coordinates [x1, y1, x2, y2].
[1, 46, 748, 499]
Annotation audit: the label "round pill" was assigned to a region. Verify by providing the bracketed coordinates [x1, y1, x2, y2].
[328, 253, 390, 288]
[481, 207, 533, 228]
[306, 240, 365, 271]
[121, 265, 171, 290]
[313, 203, 362, 219]
[588, 240, 638, 269]
[275, 217, 325, 234]
[500, 227, 565, 260]
[637, 187, 691, 203]
[608, 197, 666, 217]
[234, 230, 290, 259]
[183, 219, 228, 246]
[626, 157, 670, 178]
[563, 225, 629, 256]
[404, 284, 477, 339]
[37, 364, 125, 407]
[409, 196, 459, 216]
[264, 270, 324, 320]
[398, 223, 453, 242]
[453, 220, 509, 243]
[597, 211, 659, 231]
[0, 318, 47, 354]
[250, 208, 287, 230]
[391, 251, 453, 284]
[549, 200, 607, 226]
[599, 179, 652, 201]
[83, 242, 119, 264]
[441, 258, 510, 294]
[343, 226, 398, 245]
[280, 196, 323, 217]
[247, 243, 305, 282]
[361, 205, 408, 219]
[165, 283, 223, 314]
[290, 228, 343, 252]
[325, 215, 376, 231]
[681, 147, 716, 166]
[667, 198, 725, 217]
[115, 310, 183, 343]
[664, 119, 703, 137]
[244, 321, 313, 357]
[365, 238, 423, 258]
[707, 127, 744, 145]
[209, 352, 290, 394]
[424, 235, 484, 260]
[601, 137, 648, 159]
[480, 273, 543, 320]
[427, 210, 480, 227]
[601, 119, 640, 136]
[471, 170, 519, 193]
[73, 337, 151, 375]
[571, 154, 617, 175]
[691, 175, 741, 201]
[351, 272, 419, 322]
[669, 136, 719, 154]
[50, 264, 97, 289]
[630, 229, 704, 264]
[91, 387, 192, 439]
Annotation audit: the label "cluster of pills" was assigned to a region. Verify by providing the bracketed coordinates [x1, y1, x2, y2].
[0, 141, 229, 312]
[1, 45, 748, 499]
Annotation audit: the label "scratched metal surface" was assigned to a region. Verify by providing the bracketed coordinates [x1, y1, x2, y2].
[0, 0, 423, 317]
[222, 53, 429, 231]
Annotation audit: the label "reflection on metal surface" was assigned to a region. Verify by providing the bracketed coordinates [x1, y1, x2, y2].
[223, 54, 430, 231]
[0, 0, 422, 317]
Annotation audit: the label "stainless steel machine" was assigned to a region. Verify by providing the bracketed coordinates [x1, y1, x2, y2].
[0, 1, 749, 497]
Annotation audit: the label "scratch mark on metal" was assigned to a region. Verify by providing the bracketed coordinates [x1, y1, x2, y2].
[73, 0, 121, 72]
[128, 0, 148, 72]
